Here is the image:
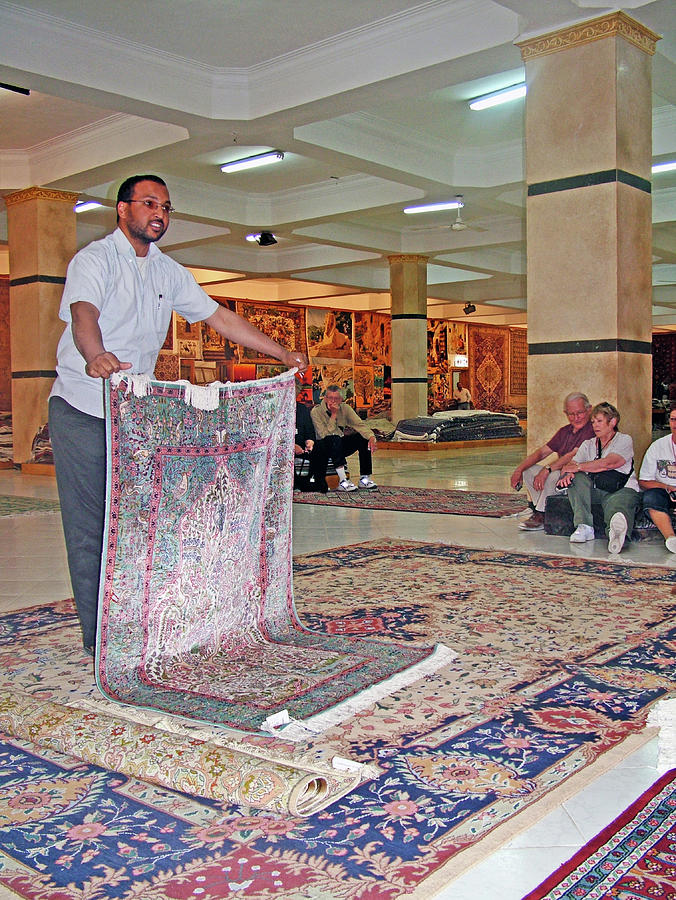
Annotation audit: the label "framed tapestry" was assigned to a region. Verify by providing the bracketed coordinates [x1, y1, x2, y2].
[427, 320, 449, 374]
[307, 308, 353, 360]
[509, 328, 528, 395]
[354, 311, 391, 366]
[236, 301, 307, 364]
[201, 299, 238, 360]
[468, 325, 509, 411]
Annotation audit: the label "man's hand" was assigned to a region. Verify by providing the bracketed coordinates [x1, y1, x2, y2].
[294, 443, 304, 456]
[510, 470, 523, 490]
[280, 348, 309, 373]
[304, 439, 314, 452]
[368, 436, 377, 453]
[85, 352, 132, 379]
[533, 468, 549, 492]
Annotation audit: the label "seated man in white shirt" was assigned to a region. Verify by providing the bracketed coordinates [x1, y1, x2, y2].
[638, 409, 676, 554]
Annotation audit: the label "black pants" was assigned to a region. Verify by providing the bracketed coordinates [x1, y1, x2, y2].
[49, 396, 106, 651]
[293, 451, 325, 492]
[313, 433, 372, 490]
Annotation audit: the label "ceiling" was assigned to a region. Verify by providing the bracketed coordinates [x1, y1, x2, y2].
[1, 0, 675, 329]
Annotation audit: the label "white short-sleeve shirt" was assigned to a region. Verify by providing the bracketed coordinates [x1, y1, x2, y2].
[50, 229, 218, 417]
[573, 431, 640, 492]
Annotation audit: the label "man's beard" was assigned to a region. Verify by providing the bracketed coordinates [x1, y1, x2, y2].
[127, 219, 167, 244]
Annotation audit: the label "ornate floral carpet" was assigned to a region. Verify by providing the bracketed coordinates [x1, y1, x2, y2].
[0, 540, 675, 899]
[99, 374, 447, 733]
[0, 495, 60, 517]
[293, 484, 527, 517]
[524, 768, 676, 899]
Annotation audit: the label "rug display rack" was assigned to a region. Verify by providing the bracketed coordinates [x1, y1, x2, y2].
[1, 538, 674, 899]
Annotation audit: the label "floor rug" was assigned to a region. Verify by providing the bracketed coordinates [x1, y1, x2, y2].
[0, 540, 675, 899]
[293, 484, 527, 516]
[0, 495, 60, 517]
[98, 374, 449, 734]
[523, 768, 676, 899]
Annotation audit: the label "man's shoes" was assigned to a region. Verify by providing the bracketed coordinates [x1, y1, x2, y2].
[337, 479, 358, 492]
[666, 536, 676, 554]
[518, 511, 544, 531]
[358, 475, 377, 490]
[607, 512, 628, 554]
[570, 523, 595, 543]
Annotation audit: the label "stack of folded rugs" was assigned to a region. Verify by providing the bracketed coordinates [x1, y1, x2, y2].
[393, 409, 524, 442]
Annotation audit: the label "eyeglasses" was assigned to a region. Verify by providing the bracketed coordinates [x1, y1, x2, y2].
[127, 199, 175, 215]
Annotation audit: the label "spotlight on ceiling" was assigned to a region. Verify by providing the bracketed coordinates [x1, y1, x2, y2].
[469, 82, 526, 111]
[220, 151, 284, 174]
[246, 231, 277, 246]
[463, 303, 476, 316]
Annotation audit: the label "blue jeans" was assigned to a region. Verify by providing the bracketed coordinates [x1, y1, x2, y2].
[49, 396, 106, 650]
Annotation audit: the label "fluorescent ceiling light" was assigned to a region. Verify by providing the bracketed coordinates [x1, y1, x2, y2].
[469, 83, 526, 111]
[220, 151, 284, 174]
[652, 160, 676, 174]
[404, 200, 464, 215]
[74, 201, 103, 213]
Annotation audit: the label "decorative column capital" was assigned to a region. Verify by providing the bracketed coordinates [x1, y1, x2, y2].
[516, 11, 660, 61]
[4, 186, 79, 208]
[387, 254, 429, 266]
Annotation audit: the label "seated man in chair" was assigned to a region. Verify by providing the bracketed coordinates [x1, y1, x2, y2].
[311, 385, 377, 493]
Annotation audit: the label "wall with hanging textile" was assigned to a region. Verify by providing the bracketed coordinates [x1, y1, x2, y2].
[468, 324, 509, 412]
[236, 301, 307, 363]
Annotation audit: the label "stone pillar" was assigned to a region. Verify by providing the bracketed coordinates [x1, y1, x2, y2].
[517, 12, 658, 461]
[5, 187, 78, 465]
[388, 254, 428, 425]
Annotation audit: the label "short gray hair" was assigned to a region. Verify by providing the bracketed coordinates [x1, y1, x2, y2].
[563, 392, 591, 410]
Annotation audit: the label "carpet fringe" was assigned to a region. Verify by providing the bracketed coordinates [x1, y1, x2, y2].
[263, 643, 458, 740]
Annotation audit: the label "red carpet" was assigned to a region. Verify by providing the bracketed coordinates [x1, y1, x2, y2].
[293, 484, 526, 517]
[524, 768, 676, 899]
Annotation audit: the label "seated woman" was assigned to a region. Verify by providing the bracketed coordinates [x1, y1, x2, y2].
[556, 401, 639, 554]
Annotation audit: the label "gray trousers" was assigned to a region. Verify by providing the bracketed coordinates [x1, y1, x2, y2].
[567, 471, 639, 537]
[49, 396, 106, 650]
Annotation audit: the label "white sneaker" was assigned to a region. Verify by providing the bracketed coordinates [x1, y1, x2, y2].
[570, 523, 595, 543]
[607, 512, 627, 555]
[359, 476, 377, 490]
[337, 479, 357, 492]
[666, 536, 676, 554]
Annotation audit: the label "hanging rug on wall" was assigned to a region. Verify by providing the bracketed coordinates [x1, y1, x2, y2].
[96, 370, 453, 736]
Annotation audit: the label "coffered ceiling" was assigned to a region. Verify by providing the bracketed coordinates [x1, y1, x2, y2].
[1, 0, 675, 328]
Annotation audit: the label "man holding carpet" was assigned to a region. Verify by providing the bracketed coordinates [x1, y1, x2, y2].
[49, 174, 307, 655]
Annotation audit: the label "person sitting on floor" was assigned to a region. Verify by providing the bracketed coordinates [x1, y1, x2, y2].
[310, 385, 377, 493]
[510, 392, 594, 531]
[638, 408, 676, 554]
[556, 401, 640, 554]
[294, 382, 322, 492]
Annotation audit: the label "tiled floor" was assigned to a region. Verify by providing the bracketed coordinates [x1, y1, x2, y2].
[0, 442, 671, 899]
